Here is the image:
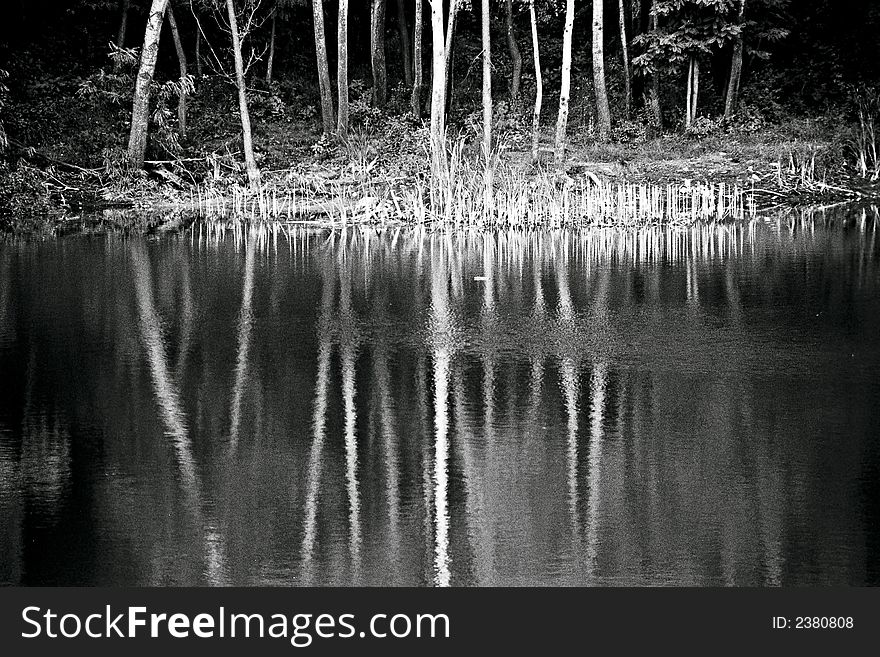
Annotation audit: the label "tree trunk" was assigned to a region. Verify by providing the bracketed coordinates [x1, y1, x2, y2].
[266, 9, 276, 83]
[313, 0, 336, 134]
[645, 1, 661, 134]
[724, 0, 746, 118]
[337, 0, 350, 137]
[167, 4, 188, 138]
[554, 0, 574, 165]
[685, 55, 699, 129]
[117, 0, 131, 48]
[127, 0, 170, 169]
[371, 0, 388, 108]
[482, 0, 492, 158]
[226, 0, 261, 191]
[396, 0, 413, 87]
[428, 0, 447, 171]
[444, 0, 459, 119]
[412, 0, 423, 117]
[529, 0, 542, 162]
[592, 0, 611, 141]
[505, 0, 522, 109]
[618, 0, 632, 119]
[195, 25, 202, 77]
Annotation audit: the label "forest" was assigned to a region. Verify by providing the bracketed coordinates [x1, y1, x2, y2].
[1, 0, 879, 222]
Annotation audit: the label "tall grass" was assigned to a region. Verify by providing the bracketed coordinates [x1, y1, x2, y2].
[852, 89, 880, 182]
[195, 137, 755, 227]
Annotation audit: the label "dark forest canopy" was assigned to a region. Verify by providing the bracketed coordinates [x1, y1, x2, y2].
[1, 0, 879, 206]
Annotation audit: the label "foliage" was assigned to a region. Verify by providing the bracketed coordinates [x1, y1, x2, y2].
[634, 0, 742, 76]
[0, 161, 51, 216]
[77, 45, 194, 161]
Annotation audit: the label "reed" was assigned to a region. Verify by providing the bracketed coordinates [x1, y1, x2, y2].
[193, 139, 755, 227]
[852, 90, 880, 182]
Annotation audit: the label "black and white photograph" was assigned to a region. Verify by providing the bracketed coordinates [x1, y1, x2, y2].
[0, 0, 878, 649]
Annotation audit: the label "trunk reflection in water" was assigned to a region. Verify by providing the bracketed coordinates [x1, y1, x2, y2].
[1, 209, 878, 586]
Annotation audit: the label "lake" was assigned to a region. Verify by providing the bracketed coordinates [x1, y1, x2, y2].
[1, 207, 879, 586]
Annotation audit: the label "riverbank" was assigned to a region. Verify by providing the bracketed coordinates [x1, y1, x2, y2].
[2, 115, 877, 231]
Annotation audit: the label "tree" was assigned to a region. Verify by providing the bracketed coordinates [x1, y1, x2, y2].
[592, 0, 612, 140]
[635, 0, 741, 130]
[444, 0, 461, 118]
[371, 0, 388, 108]
[117, 0, 132, 48]
[127, 0, 170, 168]
[166, 3, 189, 138]
[337, 0, 349, 137]
[554, 0, 574, 164]
[396, 0, 414, 88]
[428, 0, 446, 169]
[225, 0, 261, 190]
[618, 0, 632, 119]
[265, 4, 276, 83]
[724, 0, 746, 118]
[412, 0, 424, 117]
[481, 0, 492, 157]
[505, 0, 522, 108]
[528, 0, 542, 162]
[312, 0, 335, 134]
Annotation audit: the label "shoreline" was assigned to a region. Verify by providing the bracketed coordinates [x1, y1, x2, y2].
[3, 134, 879, 232]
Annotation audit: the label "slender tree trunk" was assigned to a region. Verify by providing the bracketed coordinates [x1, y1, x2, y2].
[337, 0, 350, 137]
[428, 0, 447, 171]
[412, 0, 424, 117]
[313, 0, 336, 134]
[685, 55, 699, 129]
[554, 0, 575, 165]
[646, 1, 661, 133]
[167, 4, 188, 138]
[226, 0, 261, 190]
[618, 0, 631, 119]
[396, 0, 413, 87]
[195, 26, 203, 77]
[529, 0, 542, 162]
[444, 0, 459, 119]
[592, 0, 611, 141]
[266, 9, 276, 83]
[505, 0, 522, 109]
[127, 0, 170, 168]
[117, 0, 131, 48]
[724, 0, 746, 118]
[482, 0, 492, 158]
[371, 0, 388, 108]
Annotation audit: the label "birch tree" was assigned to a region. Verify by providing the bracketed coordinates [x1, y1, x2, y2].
[529, 0, 542, 162]
[428, 0, 446, 170]
[553, 0, 575, 164]
[225, 0, 261, 190]
[337, 0, 349, 137]
[127, 0, 170, 168]
[481, 0, 492, 157]
[618, 0, 632, 118]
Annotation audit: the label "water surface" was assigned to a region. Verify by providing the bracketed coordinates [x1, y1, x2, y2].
[1, 209, 879, 586]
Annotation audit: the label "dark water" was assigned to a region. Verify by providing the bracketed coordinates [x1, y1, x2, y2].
[1, 209, 879, 586]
